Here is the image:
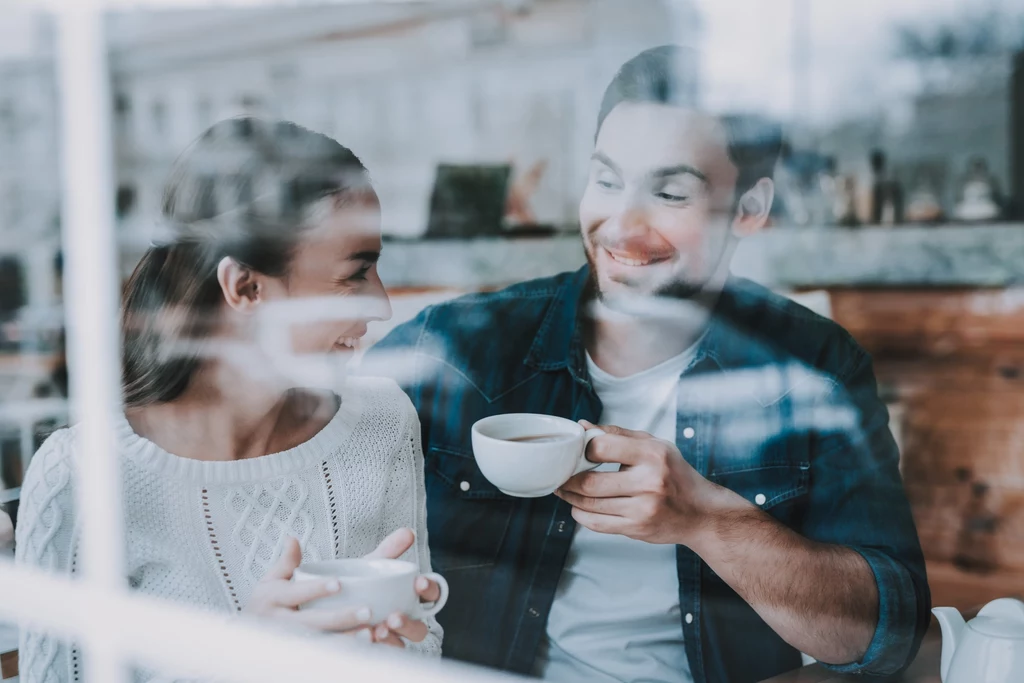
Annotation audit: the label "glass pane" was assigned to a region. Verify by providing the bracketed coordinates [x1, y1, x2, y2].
[5, 1, 1024, 682]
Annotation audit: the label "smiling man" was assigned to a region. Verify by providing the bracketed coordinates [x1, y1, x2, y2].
[366, 46, 930, 683]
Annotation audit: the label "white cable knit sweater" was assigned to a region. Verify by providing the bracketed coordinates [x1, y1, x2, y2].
[15, 376, 442, 683]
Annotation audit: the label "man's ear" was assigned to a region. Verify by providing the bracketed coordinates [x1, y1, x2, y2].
[731, 178, 775, 237]
[216, 256, 263, 313]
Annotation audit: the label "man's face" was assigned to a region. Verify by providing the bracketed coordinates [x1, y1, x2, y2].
[580, 102, 739, 301]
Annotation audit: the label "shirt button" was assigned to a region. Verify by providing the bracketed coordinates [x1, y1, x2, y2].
[755, 493, 767, 506]
[682, 427, 695, 439]
[685, 613, 694, 624]
[460, 481, 471, 492]
[528, 608, 540, 618]
[557, 520, 567, 533]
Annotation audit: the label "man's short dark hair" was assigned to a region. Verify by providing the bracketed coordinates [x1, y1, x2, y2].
[596, 45, 783, 199]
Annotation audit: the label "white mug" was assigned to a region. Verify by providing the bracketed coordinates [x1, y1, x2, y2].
[293, 558, 448, 624]
[471, 413, 605, 497]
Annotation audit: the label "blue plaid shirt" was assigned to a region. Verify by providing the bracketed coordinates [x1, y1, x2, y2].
[364, 266, 929, 683]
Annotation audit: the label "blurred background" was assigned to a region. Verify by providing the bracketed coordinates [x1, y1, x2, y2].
[2, 0, 1024, 676]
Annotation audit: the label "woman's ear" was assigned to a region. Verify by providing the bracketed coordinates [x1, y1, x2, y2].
[216, 256, 262, 313]
[731, 177, 775, 237]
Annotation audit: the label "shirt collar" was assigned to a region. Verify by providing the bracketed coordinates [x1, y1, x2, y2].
[525, 265, 591, 378]
[699, 277, 785, 372]
[524, 267, 777, 378]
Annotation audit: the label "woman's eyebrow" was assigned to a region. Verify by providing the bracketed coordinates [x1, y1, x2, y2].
[346, 250, 381, 263]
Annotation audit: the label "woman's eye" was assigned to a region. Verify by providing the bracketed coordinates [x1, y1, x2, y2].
[657, 192, 688, 203]
[596, 177, 620, 190]
[334, 267, 370, 285]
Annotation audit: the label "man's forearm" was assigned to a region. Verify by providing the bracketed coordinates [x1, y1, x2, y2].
[690, 484, 879, 665]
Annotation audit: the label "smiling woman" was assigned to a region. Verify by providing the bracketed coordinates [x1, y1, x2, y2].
[15, 117, 445, 683]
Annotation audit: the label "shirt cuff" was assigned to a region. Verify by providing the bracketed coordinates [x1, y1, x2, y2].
[821, 546, 921, 676]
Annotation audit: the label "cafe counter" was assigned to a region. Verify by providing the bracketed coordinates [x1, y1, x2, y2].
[379, 224, 1024, 290]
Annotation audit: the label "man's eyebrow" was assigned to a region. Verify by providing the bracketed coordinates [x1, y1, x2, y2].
[651, 164, 709, 184]
[591, 151, 622, 175]
[346, 250, 381, 263]
[592, 151, 709, 185]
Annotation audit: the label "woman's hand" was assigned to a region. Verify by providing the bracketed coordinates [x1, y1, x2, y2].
[364, 527, 441, 648]
[244, 537, 373, 634]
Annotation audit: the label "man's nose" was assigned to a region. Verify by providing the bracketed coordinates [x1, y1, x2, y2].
[610, 192, 651, 236]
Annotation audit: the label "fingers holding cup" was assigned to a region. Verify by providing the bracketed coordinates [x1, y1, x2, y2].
[415, 575, 442, 603]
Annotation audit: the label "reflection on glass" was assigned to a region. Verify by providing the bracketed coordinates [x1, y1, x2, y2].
[0, 1, 1023, 682]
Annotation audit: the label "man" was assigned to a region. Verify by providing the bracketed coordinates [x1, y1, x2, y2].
[365, 46, 929, 683]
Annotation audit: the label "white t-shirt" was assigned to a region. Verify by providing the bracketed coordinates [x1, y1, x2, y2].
[534, 345, 699, 683]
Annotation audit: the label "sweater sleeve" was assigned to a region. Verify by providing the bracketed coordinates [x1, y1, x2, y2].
[380, 394, 443, 657]
[15, 429, 79, 683]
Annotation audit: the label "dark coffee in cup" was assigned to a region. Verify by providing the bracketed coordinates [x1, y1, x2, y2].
[503, 434, 571, 444]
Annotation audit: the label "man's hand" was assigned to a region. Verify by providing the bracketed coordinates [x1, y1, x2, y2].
[556, 421, 726, 545]
[559, 424, 881, 666]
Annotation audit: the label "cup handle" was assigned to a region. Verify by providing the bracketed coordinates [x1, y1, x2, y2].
[415, 572, 449, 619]
[573, 428, 606, 476]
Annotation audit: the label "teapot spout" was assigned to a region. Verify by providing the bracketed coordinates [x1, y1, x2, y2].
[932, 607, 966, 683]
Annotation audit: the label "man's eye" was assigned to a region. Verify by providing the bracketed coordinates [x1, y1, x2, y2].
[657, 192, 688, 202]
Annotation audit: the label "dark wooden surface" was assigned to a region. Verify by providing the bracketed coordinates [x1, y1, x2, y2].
[830, 289, 1024, 610]
[759, 620, 941, 683]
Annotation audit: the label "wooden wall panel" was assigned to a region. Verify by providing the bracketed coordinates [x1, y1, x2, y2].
[831, 289, 1024, 357]
[901, 427, 1024, 488]
[910, 483, 1024, 570]
[829, 289, 1024, 608]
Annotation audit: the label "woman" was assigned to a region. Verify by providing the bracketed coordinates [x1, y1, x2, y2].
[16, 118, 442, 681]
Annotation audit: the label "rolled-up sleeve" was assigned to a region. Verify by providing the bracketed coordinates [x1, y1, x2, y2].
[802, 342, 931, 676]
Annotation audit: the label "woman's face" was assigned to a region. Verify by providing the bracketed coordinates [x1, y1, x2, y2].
[255, 193, 392, 376]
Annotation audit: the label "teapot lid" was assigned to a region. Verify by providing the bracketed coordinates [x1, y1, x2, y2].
[969, 616, 1024, 640]
[969, 599, 1024, 640]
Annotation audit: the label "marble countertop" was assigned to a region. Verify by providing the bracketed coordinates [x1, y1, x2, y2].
[379, 224, 1024, 290]
[732, 224, 1024, 289]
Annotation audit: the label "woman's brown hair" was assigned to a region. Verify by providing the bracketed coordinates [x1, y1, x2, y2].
[121, 117, 372, 406]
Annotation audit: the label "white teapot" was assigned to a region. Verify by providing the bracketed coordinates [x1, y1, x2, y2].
[933, 598, 1024, 683]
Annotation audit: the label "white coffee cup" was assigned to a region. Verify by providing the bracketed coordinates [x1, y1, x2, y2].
[293, 558, 448, 624]
[471, 413, 605, 498]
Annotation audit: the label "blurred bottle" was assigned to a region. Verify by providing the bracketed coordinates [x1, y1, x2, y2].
[869, 149, 904, 226]
[836, 175, 861, 227]
[809, 156, 838, 227]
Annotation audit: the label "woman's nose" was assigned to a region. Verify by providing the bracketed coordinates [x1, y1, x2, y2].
[368, 278, 393, 322]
